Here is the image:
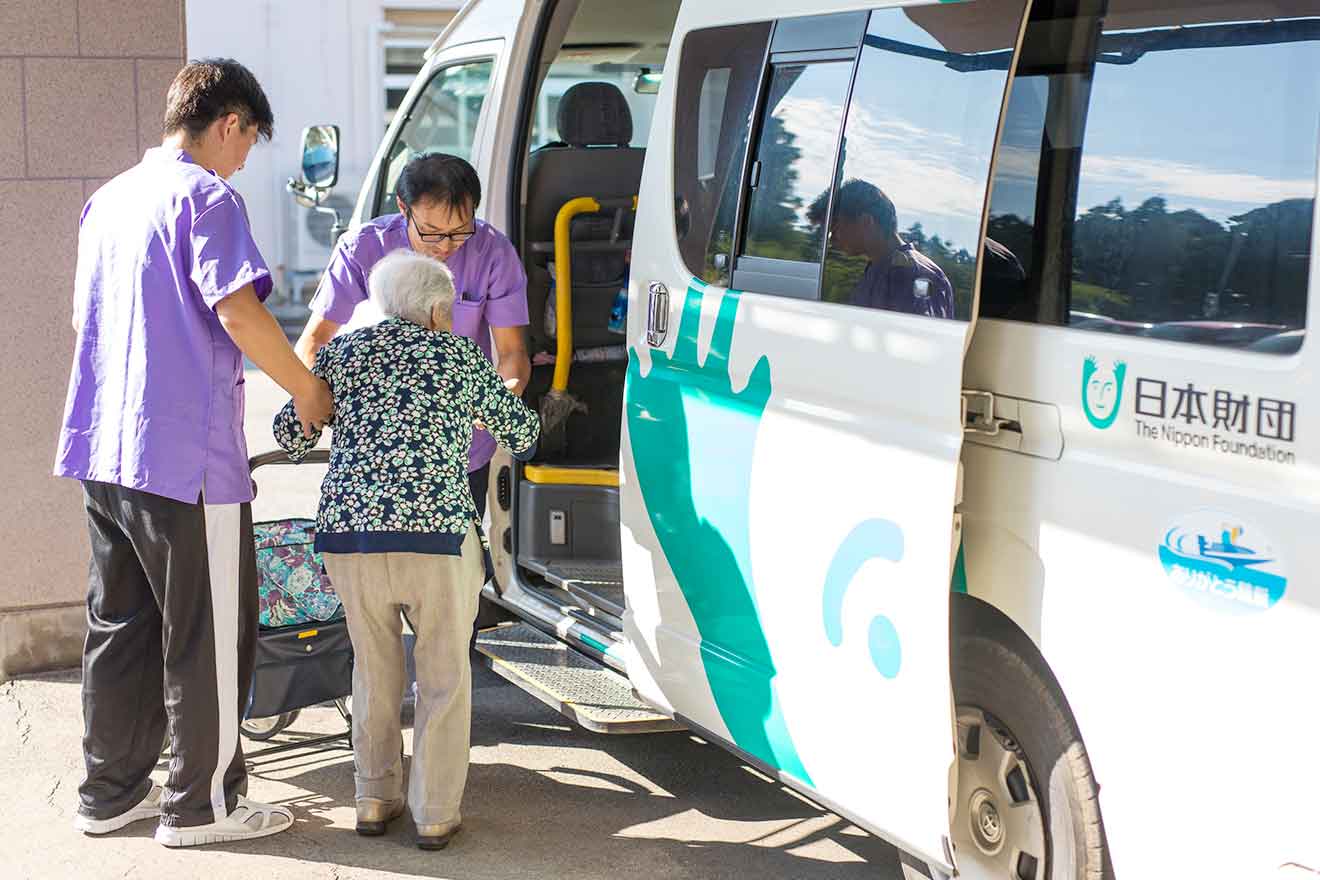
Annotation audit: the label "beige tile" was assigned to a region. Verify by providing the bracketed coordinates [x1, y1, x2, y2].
[82, 178, 111, 202]
[25, 59, 137, 178]
[0, 181, 90, 610]
[136, 59, 181, 153]
[0, 0, 78, 56]
[0, 61, 22, 178]
[78, 0, 183, 58]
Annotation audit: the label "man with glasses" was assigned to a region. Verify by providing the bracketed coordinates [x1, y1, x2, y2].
[295, 153, 531, 524]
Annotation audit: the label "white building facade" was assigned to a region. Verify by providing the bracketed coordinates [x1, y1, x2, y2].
[186, 0, 463, 324]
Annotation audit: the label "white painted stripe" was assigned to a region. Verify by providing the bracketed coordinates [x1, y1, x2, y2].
[203, 500, 242, 824]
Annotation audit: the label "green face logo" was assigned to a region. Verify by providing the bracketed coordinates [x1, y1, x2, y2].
[1081, 356, 1127, 430]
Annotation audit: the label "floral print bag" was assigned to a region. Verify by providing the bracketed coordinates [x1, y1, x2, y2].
[253, 518, 343, 628]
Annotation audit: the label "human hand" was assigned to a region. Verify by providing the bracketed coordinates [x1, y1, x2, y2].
[293, 377, 334, 438]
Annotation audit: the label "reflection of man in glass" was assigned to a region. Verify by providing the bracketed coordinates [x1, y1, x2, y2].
[816, 179, 954, 318]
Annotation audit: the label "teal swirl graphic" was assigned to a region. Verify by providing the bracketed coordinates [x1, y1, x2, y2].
[822, 519, 905, 679]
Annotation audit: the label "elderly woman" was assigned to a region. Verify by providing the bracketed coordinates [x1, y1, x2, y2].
[273, 249, 538, 850]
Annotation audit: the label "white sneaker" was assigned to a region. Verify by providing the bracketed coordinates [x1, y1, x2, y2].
[73, 783, 163, 835]
[154, 795, 293, 847]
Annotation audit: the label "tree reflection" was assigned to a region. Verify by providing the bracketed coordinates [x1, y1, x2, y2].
[985, 195, 1314, 328]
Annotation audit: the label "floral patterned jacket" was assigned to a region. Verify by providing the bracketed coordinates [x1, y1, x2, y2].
[273, 317, 539, 555]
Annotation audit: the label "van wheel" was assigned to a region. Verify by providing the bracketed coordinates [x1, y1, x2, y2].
[951, 600, 1108, 880]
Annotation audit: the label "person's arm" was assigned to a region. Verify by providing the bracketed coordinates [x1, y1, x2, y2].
[215, 286, 332, 436]
[468, 342, 540, 460]
[294, 232, 369, 368]
[273, 343, 334, 461]
[189, 193, 332, 436]
[491, 325, 531, 396]
[295, 313, 342, 370]
[482, 230, 533, 395]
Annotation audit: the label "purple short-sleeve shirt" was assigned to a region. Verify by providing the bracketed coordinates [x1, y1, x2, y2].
[849, 242, 955, 318]
[54, 147, 273, 505]
[307, 214, 529, 471]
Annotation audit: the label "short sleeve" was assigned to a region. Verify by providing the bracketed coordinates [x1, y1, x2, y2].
[190, 195, 272, 309]
[308, 235, 370, 326]
[480, 231, 530, 328]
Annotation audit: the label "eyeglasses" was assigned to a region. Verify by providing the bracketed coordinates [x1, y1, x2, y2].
[407, 209, 476, 244]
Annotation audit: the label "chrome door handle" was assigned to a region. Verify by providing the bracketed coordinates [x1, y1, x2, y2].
[961, 389, 1019, 437]
[646, 282, 669, 347]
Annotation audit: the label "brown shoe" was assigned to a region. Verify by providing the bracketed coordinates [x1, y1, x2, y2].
[415, 819, 461, 850]
[355, 798, 405, 836]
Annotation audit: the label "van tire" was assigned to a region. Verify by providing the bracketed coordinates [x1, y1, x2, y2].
[951, 597, 1110, 880]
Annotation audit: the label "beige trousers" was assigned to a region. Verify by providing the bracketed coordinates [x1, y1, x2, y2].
[322, 527, 482, 826]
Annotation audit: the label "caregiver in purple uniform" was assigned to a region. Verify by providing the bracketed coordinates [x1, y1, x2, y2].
[54, 59, 333, 847]
[294, 154, 531, 521]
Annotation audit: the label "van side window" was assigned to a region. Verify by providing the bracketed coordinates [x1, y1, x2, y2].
[672, 22, 773, 287]
[817, 3, 1024, 320]
[375, 59, 495, 217]
[741, 61, 854, 270]
[981, 3, 1318, 353]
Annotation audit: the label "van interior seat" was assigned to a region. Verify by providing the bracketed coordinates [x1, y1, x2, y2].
[523, 82, 645, 354]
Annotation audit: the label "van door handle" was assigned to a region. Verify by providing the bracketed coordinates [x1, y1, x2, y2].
[961, 388, 1063, 461]
[646, 282, 669, 347]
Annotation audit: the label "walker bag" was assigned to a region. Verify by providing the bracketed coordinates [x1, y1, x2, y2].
[253, 518, 342, 627]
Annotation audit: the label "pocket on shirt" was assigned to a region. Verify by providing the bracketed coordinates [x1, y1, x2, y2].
[451, 297, 486, 339]
[233, 375, 247, 435]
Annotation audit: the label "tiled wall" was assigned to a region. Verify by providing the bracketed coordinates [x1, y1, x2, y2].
[0, 0, 186, 677]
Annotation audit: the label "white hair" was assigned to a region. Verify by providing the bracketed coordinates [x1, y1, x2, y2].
[368, 248, 456, 328]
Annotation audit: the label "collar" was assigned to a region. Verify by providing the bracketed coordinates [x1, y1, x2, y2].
[144, 145, 197, 165]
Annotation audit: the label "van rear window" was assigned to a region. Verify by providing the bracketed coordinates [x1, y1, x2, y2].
[981, 3, 1319, 354]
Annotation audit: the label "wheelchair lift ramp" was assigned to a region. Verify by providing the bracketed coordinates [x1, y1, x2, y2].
[475, 623, 679, 734]
[520, 558, 626, 619]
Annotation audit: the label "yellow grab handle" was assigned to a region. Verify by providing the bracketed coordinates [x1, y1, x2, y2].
[552, 197, 601, 392]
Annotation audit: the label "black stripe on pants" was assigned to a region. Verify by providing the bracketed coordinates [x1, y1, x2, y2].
[78, 481, 256, 828]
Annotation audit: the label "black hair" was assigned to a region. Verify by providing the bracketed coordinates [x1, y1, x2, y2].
[163, 58, 274, 141]
[396, 153, 482, 214]
[831, 179, 898, 233]
[808, 178, 898, 233]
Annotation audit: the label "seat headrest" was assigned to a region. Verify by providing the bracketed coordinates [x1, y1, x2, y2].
[557, 82, 634, 148]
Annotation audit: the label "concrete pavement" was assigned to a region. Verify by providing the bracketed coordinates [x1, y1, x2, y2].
[2, 663, 905, 879]
[0, 370, 906, 878]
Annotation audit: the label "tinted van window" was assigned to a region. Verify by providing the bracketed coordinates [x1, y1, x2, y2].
[982, 2, 1318, 352]
[818, 2, 1026, 320]
[741, 60, 854, 266]
[672, 22, 773, 286]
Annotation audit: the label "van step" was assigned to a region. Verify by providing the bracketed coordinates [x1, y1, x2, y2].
[474, 623, 679, 734]
[521, 558, 625, 618]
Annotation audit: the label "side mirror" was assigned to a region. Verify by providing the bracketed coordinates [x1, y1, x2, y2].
[300, 124, 340, 190]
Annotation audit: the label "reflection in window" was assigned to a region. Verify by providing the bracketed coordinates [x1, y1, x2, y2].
[743, 61, 854, 265]
[818, 2, 1026, 319]
[672, 21, 772, 286]
[982, 3, 1318, 352]
[697, 68, 730, 180]
[376, 59, 494, 217]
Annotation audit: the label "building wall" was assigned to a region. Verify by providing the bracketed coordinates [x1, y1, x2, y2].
[0, 0, 187, 678]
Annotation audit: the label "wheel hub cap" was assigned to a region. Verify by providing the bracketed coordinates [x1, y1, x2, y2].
[969, 788, 1004, 853]
[952, 707, 1047, 879]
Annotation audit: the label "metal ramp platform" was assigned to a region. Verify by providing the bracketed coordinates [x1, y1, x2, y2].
[475, 623, 679, 734]
[520, 558, 626, 619]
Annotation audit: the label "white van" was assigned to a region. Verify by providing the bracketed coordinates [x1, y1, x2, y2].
[292, 1, 1320, 877]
